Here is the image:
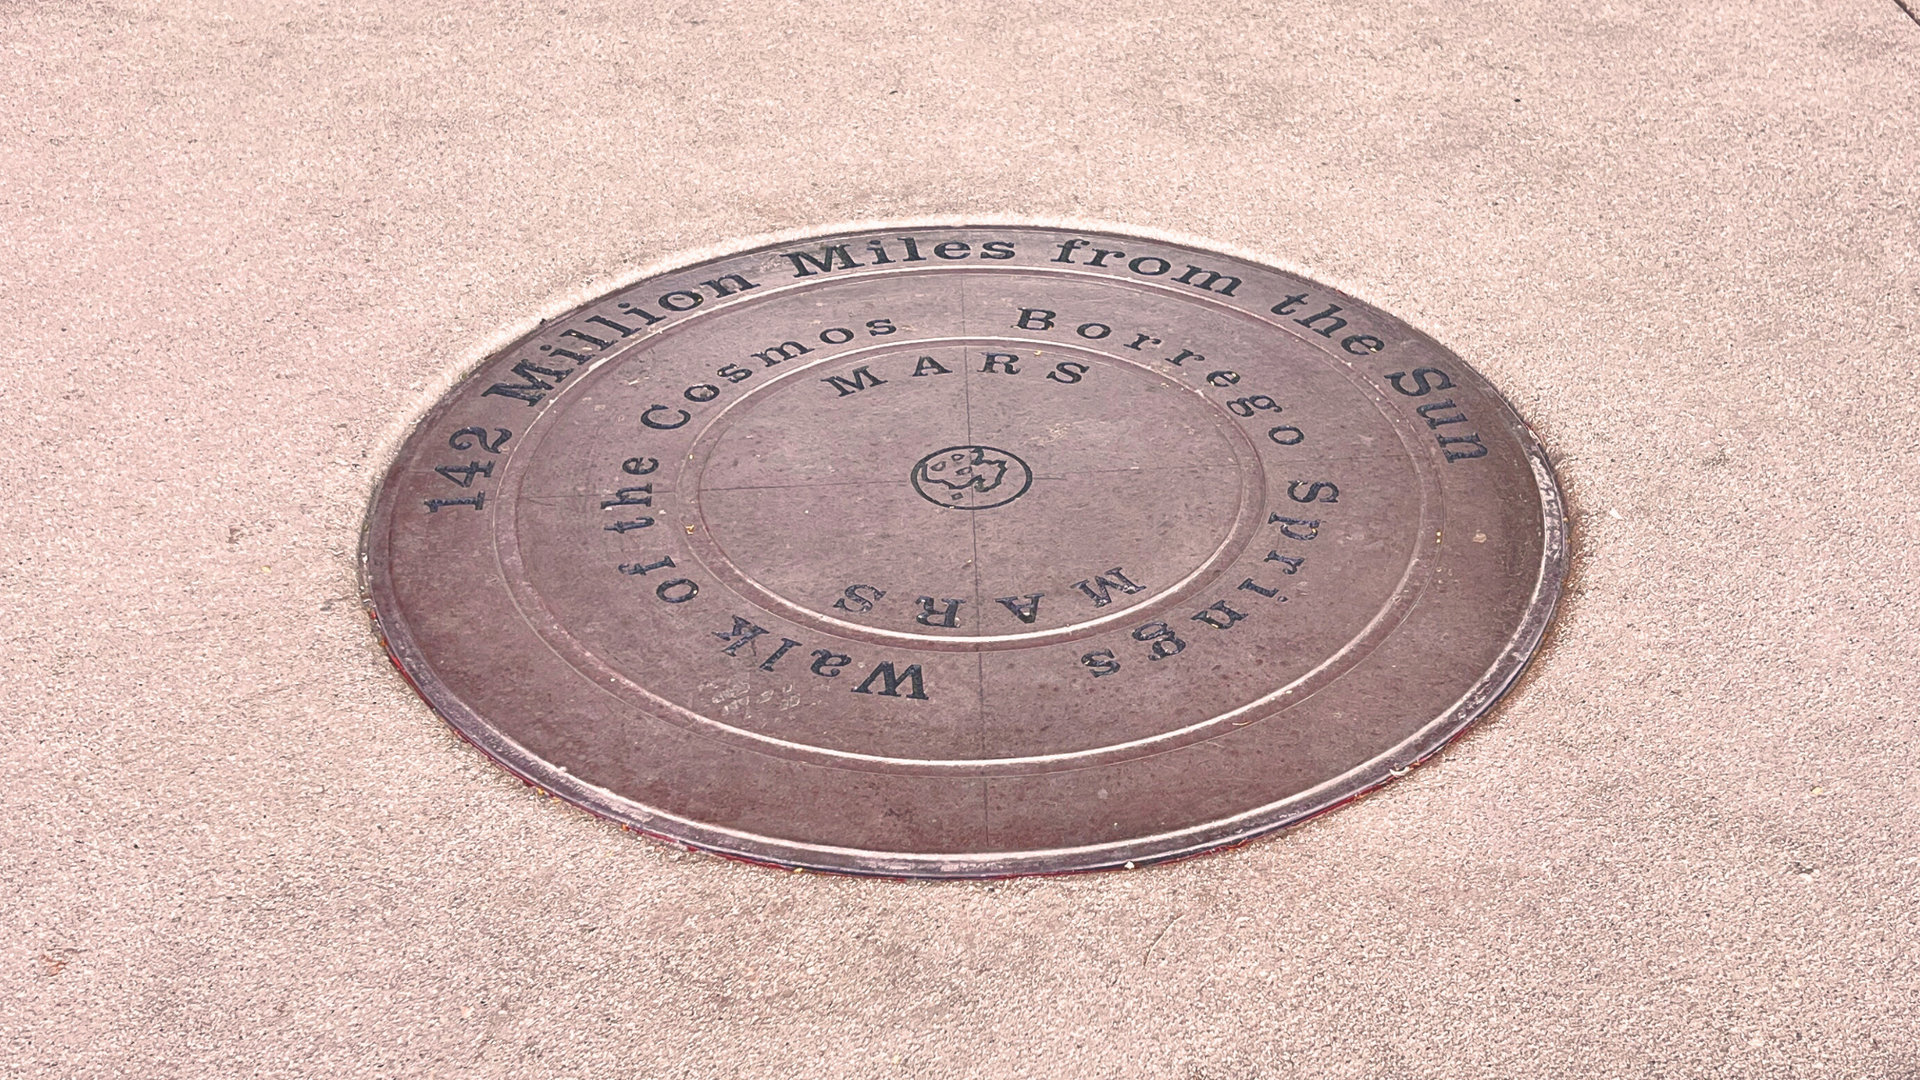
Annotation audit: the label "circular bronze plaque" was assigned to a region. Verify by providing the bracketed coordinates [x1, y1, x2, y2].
[363, 225, 1567, 876]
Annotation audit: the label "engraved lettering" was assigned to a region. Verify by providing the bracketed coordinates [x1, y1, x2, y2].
[1438, 434, 1488, 462]
[995, 594, 1044, 623]
[655, 579, 699, 603]
[914, 596, 964, 628]
[1190, 601, 1249, 630]
[832, 584, 887, 614]
[851, 662, 929, 700]
[699, 274, 759, 298]
[1385, 368, 1456, 396]
[433, 461, 494, 488]
[751, 341, 812, 366]
[1237, 578, 1285, 598]
[621, 457, 660, 475]
[759, 638, 801, 671]
[1046, 361, 1089, 384]
[1226, 394, 1281, 417]
[1262, 553, 1306, 573]
[810, 649, 850, 677]
[450, 427, 512, 453]
[424, 493, 485, 513]
[618, 555, 676, 576]
[911, 356, 952, 377]
[1206, 370, 1240, 387]
[539, 345, 592, 364]
[822, 365, 888, 397]
[1131, 620, 1186, 660]
[980, 353, 1020, 375]
[1172, 265, 1242, 296]
[585, 315, 642, 338]
[1268, 514, 1320, 541]
[1072, 568, 1145, 607]
[641, 405, 691, 430]
[482, 360, 571, 406]
[1286, 480, 1339, 504]
[1293, 304, 1347, 337]
[1268, 425, 1305, 446]
[713, 615, 770, 656]
[1415, 400, 1469, 428]
[601, 485, 653, 508]
[1080, 649, 1121, 677]
[1015, 307, 1056, 330]
[615, 301, 667, 326]
[782, 245, 862, 277]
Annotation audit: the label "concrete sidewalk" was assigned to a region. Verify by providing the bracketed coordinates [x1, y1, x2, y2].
[3, 1, 1916, 1076]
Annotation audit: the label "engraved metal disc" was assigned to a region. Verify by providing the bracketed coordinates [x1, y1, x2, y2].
[362, 224, 1568, 877]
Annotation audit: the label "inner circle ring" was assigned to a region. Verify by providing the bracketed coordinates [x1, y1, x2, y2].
[668, 336, 1271, 651]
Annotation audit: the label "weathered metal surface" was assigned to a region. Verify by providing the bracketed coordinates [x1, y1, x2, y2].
[362, 225, 1568, 877]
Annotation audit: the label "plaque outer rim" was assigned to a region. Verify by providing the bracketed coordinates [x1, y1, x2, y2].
[358, 220, 1571, 878]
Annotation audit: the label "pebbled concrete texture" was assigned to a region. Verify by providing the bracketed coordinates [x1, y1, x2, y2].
[3, 1, 1917, 1076]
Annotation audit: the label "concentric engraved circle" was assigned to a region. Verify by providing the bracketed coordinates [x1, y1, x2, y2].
[662, 340, 1270, 653]
[911, 446, 1034, 510]
[363, 224, 1567, 877]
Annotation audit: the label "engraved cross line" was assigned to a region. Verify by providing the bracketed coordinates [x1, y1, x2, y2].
[961, 291, 993, 828]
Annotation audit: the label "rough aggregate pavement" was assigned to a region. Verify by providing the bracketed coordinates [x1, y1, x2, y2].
[2, 1, 1917, 1077]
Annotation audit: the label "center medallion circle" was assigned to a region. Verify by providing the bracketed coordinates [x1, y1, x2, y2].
[669, 342, 1272, 649]
[911, 445, 1033, 510]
